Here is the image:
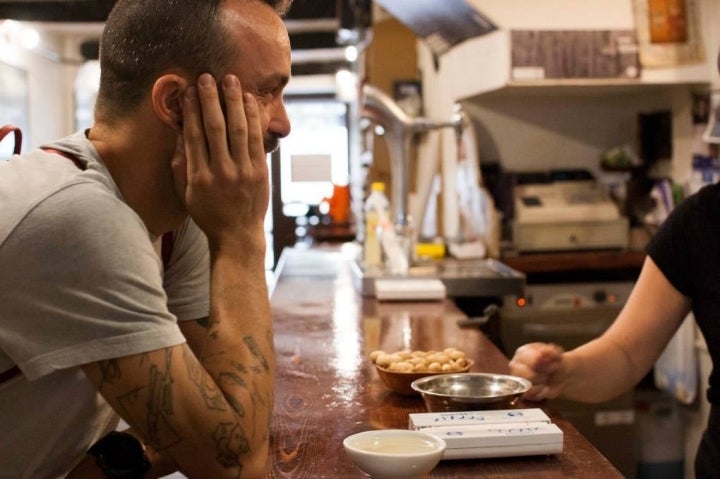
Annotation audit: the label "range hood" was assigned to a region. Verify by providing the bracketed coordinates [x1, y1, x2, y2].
[373, 0, 496, 57]
[383, 0, 713, 101]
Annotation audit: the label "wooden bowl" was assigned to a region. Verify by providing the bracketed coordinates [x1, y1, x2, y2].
[374, 360, 474, 396]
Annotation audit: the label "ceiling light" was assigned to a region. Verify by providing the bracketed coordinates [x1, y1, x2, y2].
[1, 20, 40, 51]
[344, 45, 358, 62]
[17, 27, 39, 50]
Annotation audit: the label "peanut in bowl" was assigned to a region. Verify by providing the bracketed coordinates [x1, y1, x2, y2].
[369, 348, 474, 396]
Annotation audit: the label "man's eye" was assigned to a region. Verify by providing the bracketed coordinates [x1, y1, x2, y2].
[257, 89, 274, 98]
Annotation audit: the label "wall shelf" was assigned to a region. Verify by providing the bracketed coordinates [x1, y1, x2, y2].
[465, 79, 711, 102]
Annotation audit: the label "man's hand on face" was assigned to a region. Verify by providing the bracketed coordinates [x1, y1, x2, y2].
[171, 73, 269, 251]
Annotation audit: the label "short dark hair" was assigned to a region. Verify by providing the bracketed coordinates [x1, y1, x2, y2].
[96, 0, 292, 120]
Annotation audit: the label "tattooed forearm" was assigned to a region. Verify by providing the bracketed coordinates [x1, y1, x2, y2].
[115, 383, 178, 451]
[213, 421, 250, 470]
[182, 346, 227, 411]
[226, 396, 246, 418]
[147, 350, 175, 445]
[116, 386, 144, 418]
[230, 360, 247, 374]
[219, 371, 247, 388]
[195, 315, 221, 340]
[243, 336, 269, 373]
[216, 372, 248, 416]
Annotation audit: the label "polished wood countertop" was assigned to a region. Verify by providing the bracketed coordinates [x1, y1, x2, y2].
[266, 246, 623, 478]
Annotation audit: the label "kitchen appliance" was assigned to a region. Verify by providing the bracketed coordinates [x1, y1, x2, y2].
[500, 281, 637, 478]
[512, 180, 629, 252]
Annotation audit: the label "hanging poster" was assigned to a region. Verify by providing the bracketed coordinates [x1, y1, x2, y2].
[632, 0, 705, 67]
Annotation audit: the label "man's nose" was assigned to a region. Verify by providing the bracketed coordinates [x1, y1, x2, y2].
[269, 101, 291, 139]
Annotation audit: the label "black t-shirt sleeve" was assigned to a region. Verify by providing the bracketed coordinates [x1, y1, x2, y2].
[646, 191, 696, 297]
[646, 183, 720, 299]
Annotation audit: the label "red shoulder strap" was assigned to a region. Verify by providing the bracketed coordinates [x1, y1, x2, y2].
[0, 125, 22, 155]
[41, 147, 85, 170]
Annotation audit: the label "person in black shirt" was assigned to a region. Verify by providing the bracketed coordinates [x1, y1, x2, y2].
[510, 182, 720, 478]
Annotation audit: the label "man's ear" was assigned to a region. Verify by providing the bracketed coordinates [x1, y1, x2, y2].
[151, 74, 187, 130]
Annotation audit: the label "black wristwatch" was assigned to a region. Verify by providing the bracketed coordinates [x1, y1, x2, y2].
[88, 431, 151, 479]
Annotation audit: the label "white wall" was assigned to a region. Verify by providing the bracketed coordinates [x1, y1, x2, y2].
[464, 85, 696, 181]
[456, 0, 719, 184]
[0, 26, 78, 150]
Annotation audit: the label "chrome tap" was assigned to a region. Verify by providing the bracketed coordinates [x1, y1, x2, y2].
[361, 84, 466, 228]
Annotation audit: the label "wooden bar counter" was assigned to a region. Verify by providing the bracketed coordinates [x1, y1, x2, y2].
[266, 246, 622, 478]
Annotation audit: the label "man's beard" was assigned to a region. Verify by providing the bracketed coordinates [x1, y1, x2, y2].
[264, 134, 280, 154]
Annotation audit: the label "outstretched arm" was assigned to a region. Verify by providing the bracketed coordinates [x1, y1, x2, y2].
[510, 256, 691, 403]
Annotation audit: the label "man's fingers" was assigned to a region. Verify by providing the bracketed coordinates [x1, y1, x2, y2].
[222, 74, 249, 166]
[197, 73, 229, 168]
[182, 85, 208, 179]
[222, 73, 264, 169]
[214, 74, 264, 172]
[242, 93, 265, 166]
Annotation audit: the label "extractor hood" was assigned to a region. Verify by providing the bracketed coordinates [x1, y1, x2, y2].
[373, 0, 496, 57]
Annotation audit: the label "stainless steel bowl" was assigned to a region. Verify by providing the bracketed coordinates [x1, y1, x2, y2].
[410, 373, 532, 412]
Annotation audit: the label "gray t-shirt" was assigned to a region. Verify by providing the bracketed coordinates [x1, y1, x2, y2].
[0, 131, 210, 478]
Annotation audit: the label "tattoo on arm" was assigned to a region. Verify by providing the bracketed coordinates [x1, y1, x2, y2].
[182, 346, 227, 411]
[145, 349, 181, 449]
[196, 315, 220, 340]
[213, 421, 250, 471]
[243, 336, 269, 373]
[217, 369, 247, 417]
[97, 359, 120, 390]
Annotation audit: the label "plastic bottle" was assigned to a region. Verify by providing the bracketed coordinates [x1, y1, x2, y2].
[363, 182, 390, 271]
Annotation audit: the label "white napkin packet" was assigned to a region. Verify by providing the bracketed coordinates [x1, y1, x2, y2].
[427, 422, 564, 459]
[408, 408, 551, 430]
[374, 278, 446, 301]
[408, 409, 563, 460]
